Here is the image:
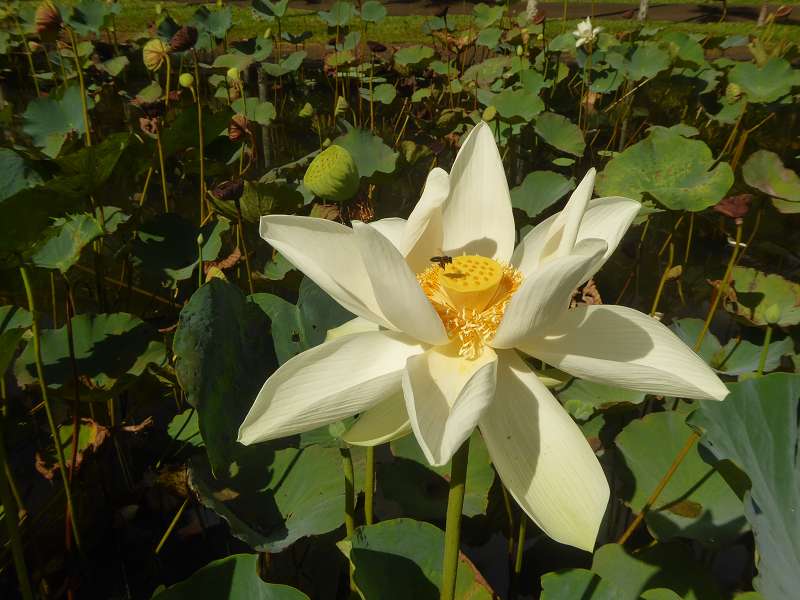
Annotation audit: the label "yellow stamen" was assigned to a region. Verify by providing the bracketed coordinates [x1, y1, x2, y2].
[418, 255, 523, 360]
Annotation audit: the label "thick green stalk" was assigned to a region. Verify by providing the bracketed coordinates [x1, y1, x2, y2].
[156, 129, 169, 212]
[15, 16, 40, 97]
[341, 446, 356, 537]
[19, 266, 82, 550]
[193, 51, 206, 223]
[756, 325, 773, 376]
[68, 28, 92, 147]
[364, 446, 375, 525]
[513, 516, 527, 575]
[154, 497, 189, 554]
[440, 439, 470, 600]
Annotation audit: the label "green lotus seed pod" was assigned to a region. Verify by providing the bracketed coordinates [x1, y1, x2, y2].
[725, 82, 742, 102]
[299, 102, 315, 118]
[179, 72, 195, 88]
[482, 105, 497, 122]
[303, 145, 360, 203]
[764, 303, 781, 325]
[227, 67, 240, 81]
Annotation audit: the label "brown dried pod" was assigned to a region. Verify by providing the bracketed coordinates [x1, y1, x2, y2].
[170, 26, 199, 52]
[367, 40, 387, 53]
[35, 1, 62, 35]
[212, 179, 245, 202]
[139, 116, 160, 137]
[774, 5, 793, 18]
[228, 114, 251, 142]
[532, 10, 546, 25]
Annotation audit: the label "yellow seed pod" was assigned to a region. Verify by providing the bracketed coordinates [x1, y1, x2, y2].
[764, 303, 782, 325]
[143, 38, 168, 71]
[179, 72, 195, 88]
[439, 255, 504, 311]
[303, 145, 360, 203]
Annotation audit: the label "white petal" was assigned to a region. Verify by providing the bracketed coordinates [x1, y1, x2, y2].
[441, 122, 516, 262]
[479, 350, 609, 552]
[492, 239, 607, 349]
[403, 346, 498, 466]
[539, 169, 596, 262]
[238, 331, 424, 445]
[325, 317, 380, 342]
[518, 305, 729, 400]
[512, 196, 640, 277]
[341, 393, 411, 446]
[404, 167, 449, 273]
[260, 215, 388, 327]
[353, 222, 448, 345]
[369, 218, 408, 252]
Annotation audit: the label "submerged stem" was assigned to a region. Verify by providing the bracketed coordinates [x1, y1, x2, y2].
[440, 439, 470, 600]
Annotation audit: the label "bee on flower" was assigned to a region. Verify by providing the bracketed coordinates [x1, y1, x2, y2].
[573, 17, 602, 49]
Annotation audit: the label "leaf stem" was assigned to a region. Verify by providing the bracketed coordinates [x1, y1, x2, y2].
[341, 445, 356, 537]
[156, 128, 170, 212]
[440, 438, 470, 600]
[514, 515, 527, 575]
[19, 265, 82, 551]
[649, 242, 674, 317]
[193, 51, 206, 224]
[756, 325, 773, 376]
[364, 446, 375, 525]
[15, 16, 40, 97]
[154, 497, 189, 554]
[68, 28, 92, 147]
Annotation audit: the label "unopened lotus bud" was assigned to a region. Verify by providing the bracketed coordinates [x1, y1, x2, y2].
[764, 304, 782, 325]
[303, 145, 360, 202]
[228, 114, 251, 142]
[264, 28, 272, 39]
[35, 0, 62, 35]
[334, 95, 349, 117]
[725, 82, 742, 102]
[179, 73, 195, 88]
[226, 67, 240, 82]
[299, 102, 315, 118]
[482, 105, 497, 122]
[196, 233, 204, 245]
[516, 45, 524, 56]
[169, 26, 198, 52]
[143, 38, 168, 71]
[212, 180, 245, 202]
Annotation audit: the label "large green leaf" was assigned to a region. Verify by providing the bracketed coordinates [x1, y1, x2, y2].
[381, 431, 494, 519]
[190, 441, 352, 553]
[153, 554, 309, 599]
[742, 150, 800, 214]
[334, 128, 397, 178]
[250, 277, 353, 365]
[728, 58, 800, 103]
[0, 306, 32, 375]
[348, 518, 494, 599]
[592, 543, 723, 600]
[559, 379, 645, 420]
[393, 45, 435, 67]
[318, 1, 357, 27]
[541, 569, 624, 600]
[490, 88, 544, 122]
[723, 266, 800, 327]
[596, 128, 733, 211]
[174, 279, 274, 474]
[534, 112, 586, 157]
[161, 106, 233, 158]
[22, 85, 92, 157]
[15, 313, 165, 402]
[55, 132, 132, 193]
[689, 374, 800, 600]
[615, 411, 745, 543]
[0, 148, 44, 201]
[511, 170, 575, 219]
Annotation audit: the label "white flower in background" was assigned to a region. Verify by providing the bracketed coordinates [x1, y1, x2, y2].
[573, 17, 602, 48]
[238, 122, 728, 551]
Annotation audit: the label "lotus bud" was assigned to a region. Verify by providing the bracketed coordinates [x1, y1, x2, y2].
[298, 102, 315, 118]
[35, 0, 62, 35]
[516, 45, 524, 56]
[264, 28, 272, 39]
[303, 145, 360, 202]
[725, 82, 742, 102]
[228, 114, 251, 142]
[179, 73, 195, 88]
[227, 67, 240, 82]
[764, 304, 782, 325]
[212, 180, 245, 202]
[169, 26, 198, 52]
[482, 105, 497, 122]
[143, 38, 168, 71]
[196, 233, 204, 245]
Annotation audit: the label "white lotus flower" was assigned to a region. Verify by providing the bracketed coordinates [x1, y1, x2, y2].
[238, 122, 728, 552]
[573, 17, 602, 48]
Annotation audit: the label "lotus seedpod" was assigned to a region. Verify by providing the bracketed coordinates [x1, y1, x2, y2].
[303, 145, 360, 202]
[212, 180, 245, 202]
[764, 303, 782, 325]
[143, 38, 168, 72]
[179, 73, 195, 89]
[170, 26, 198, 52]
[228, 114, 251, 142]
[35, 1, 62, 35]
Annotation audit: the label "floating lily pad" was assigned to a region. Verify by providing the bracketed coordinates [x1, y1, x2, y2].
[742, 150, 800, 214]
[615, 411, 746, 544]
[689, 374, 800, 600]
[334, 127, 397, 178]
[15, 313, 166, 402]
[728, 58, 800, 104]
[724, 266, 800, 328]
[348, 518, 494, 599]
[511, 170, 575, 219]
[596, 128, 733, 211]
[535, 112, 586, 157]
[153, 554, 309, 599]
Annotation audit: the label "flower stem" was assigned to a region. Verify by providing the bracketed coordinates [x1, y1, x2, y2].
[756, 325, 773, 376]
[19, 265, 82, 551]
[68, 28, 92, 147]
[513, 515, 527, 575]
[341, 446, 356, 537]
[156, 128, 169, 212]
[440, 438, 470, 600]
[649, 242, 674, 317]
[154, 497, 189, 554]
[364, 446, 375, 525]
[193, 51, 206, 224]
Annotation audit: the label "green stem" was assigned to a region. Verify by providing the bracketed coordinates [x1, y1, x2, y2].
[0, 420, 34, 600]
[68, 28, 92, 147]
[514, 515, 527, 575]
[154, 497, 189, 554]
[156, 128, 169, 212]
[499, 480, 515, 556]
[14, 16, 40, 97]
[756, 325, 773, 376]
[364, 446, 375, 526]
[341, 446, 356, 537]
[19, 265, 82, 550]
[440, 439, 470, 600]
[649, 242, 674, 317]
[193, 51, 206, 224]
